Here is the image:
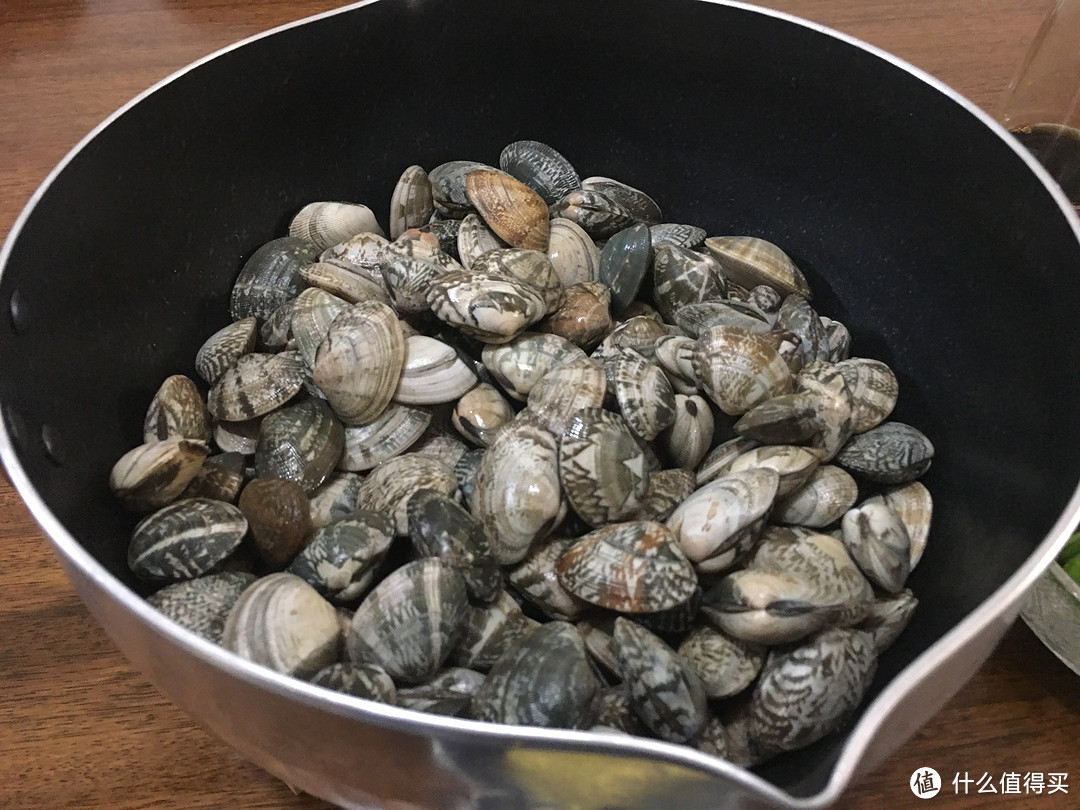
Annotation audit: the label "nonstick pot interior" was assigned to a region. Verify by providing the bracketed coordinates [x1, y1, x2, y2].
[3, 0, 1080, 803]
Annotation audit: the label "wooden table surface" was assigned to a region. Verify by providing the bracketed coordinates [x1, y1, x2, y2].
[2, 1, 1079, 808]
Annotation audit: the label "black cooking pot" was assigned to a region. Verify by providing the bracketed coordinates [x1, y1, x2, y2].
[2, 1, 1079, 807]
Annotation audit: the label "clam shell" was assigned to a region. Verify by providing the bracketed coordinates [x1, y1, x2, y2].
[471, 247, 562, 311]
[259, 300, 295, 352]
[588, 685, 648, 736]
[771, 464, 859, 527]
[598, 223, 653, 315]
[411, 434, 469, 471]
[652, 243, 727, 323]
[429, 160, 494, 218]
[238, 477, 313, 570]
[195, 317, 257, 385]
[472, 621, 600, 729]
[883, 480, 932, 568]
[448, 589, 539, 672]
[700, 568, 834, 644]
[465, 168, 550, 251]
[695, 436, 759, 487]
[451, 383, 514, 447]
[456, 213, 508, 270]
[834, 421, 934, 484]
[346, 558, 469, 684]
[307, 471, 365, 527]
[506, 536, 588, 620]
[110, 437, 209, 512]
[692, 324, 793, 416]
[581, 176, 661, 225]
[207, 352, 306, 421]
[733, 391, 823, 444]
[299, 260, 390, 306]
[320, 232, 390, 276]
[481, 332, 587, 400]
[230, 236, 316, 321]
[310, 661, 397, 703]
[649, 223, 706, 250]
[180, 451, 246, 503]
[287, 510, 395, 602]
[675, 300, 772, 339]
[703, 236, 811, 299]
[312, 301, 406, 425]
[555, 520, 697, 613]
[382, 241, 462, 315]
[407, 488, 501, 602]
[632, 467, 697, 523]
[858, 589, 918, 654]
[393, 335, 478, 405]
[558, 407, 648, 526]
[128, 497, 247, 583]
[290, 287, 350, 369]
[213, 416, 263, 456]
[500, 140, 581, 205]
[666, 468, 780, 571]
[748, 628, 877, 756]
[658, 394, 714, 471]
[453, 448, 484, 512]
[550, 189, 636, 240]
[835, 357, 899, 433]
[289, 201, 385, 250]
[822, 317, 852, 362]
[253, 398, 345, 492]
[389, 165, 435, 240]
[677, 624, 764, 699]
[612, 617, 708, 743]
[793, 362, 857, 460]
[354, 452, 458, 536]
[546, 218, 601, 287]
[223, 572, 341, 678]
[426, 269, 548, 343]
[654, 334, 699, 395]
[607, 350, 677, 441]
[777, 293, 829, 364]
[146, 572, 257, 643]
[536, 280, 612, 351]
[726, 444, 821, 497]
[841, 497, 912, 592]
[473, 416, 564, 565]
[526, 356, 607, 436]
[338, 403, 431, 472]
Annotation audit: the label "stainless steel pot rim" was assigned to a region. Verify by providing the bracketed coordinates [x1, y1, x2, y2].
[2, 2, 1079, 807]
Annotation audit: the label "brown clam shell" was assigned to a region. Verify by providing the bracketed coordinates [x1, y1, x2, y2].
[465, 168, 549, 251]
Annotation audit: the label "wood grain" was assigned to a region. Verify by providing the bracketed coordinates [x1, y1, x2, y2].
[1, 1, 1077, 808]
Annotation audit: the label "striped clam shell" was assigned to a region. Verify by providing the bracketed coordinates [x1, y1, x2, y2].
[128, 497, 247, 583]
[500, 140, 581, 205]
[290, 287, 350, 369]
[426, 269, 548, 344]
[143, 376, 212, 443]
[213, 416, 262, 456]
[389, 165, 435, 240]
[470, 247, 562, 311]
[253, 397, 345, 493]
[207, 351, 306, 422]
[381, 241, 462, 315]
[675, 300, 772, 339]
[587, 685, 647, 735]
[834, 421, 934, 484]
[230, 236, 316, 321]
[223, 572, 341, 678]
[612, 617, 708, 743]
[703, 236, 812, 300]
[555, 520, 697, 613]
[649, 223, 706, 250]
[472, 621, 600, 729]
[748, 628, 877, 757]
[481, 332, 587, 401]
[146, 571, 256, 643]
[526, 356, 607, 436]
[310, 661, 397, 703]
[692, 324, 793, 416]
[652, 243, 727, 324]
[550, 189, 635, 240]
[180, 451, 246, 503]
[308, 471, 365, 527]
[448, 589, 539, 671]
[883, 480, 932, 568]
[346, 558, 469, 684]
[456, 213, 507, 270]
[557, 407, 648, 527]
[407, 488, 500, 601]
[725, 444, 821, 497]
[834, 357, 899, 434]
[506, 536, 588, 621]
[287, 510, 395, 603]
[607, 350, 677, 441]
[841, 497, 912, 593]
[732, 391, 823, 445]
[694, 436, 759, 487]
[195, 317, 257, 386]
[320, 231, 390, 276]
[632, 467, 696, 523]
[677, 624, 764, 700]
[465, 168, 550, 252]
[581, 176, 661, 225]
[546, 218, 600, 287]
[110, 437, 209, 512]
[859, 589, 918, 654]
[654, 334, 698, 395]
[312, 301, 405, 426]
[777, 294, 830, 365]
[771, 464, 859, 527]
[289, 201, 385, 250]
[298, 261, 390, 306]
[354, 452, 458, 536]
[338, 402, 431, 472]
[392, 335, 478, 406]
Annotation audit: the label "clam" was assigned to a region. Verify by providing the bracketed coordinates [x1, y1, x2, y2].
[794, 362, 857, 460]
[465, 168, 550, 251]
[581, 176, 661, 225]
[195, 317, 257, 385]
[500, 140, 581, 205]
[748, 628, 877, 757]
[677, 624, 764, 700]
[652, 244, 727, 323]
[657, 394, 714, 471]
[612, 618, 708, 743]
[415, 219, 464, 259]
[555, 520, 697, 613]
[451, 383, 514, 447]
[392, 335, 478, 405]
[307, 471, 366, 527]
[449, 589, 540, 672]
[776, 294, 829, 364]
[546, 218, 601, 287]
[472, 416, 564, 564]
[859, 589, 919, 653]
[229, 236, 316, 321]
[558, 407, 648, 526]
[771, 464, 859, 527]
[835, 357, 899, 433]
[289, 201, 384, 249]
[654, 334, 699, 395]
[286, 510, 395, 603]
[472, 621, 600, 729]
[381, 240, 463, 315]
[407, 488, 501, 601]
[598, 223, 653, 315]
[338, 403, 431, 472]
[589, 685, 648, 735]
[470, 247, 562, 311]
[300, 260, 390, 306]
[841, 497, 912, 592]
[346, 558, 469, 684]
[456, 213, 507, 270]
[180, 451, 246, 503]
[481, 331, 586, 400]
[110, 436, 209, 511]
[354, 452, 458, 536]
[733, 392, 823, 445]
[666, 468, 779, 572]
[747, 285, 783, 314]
[223, 572, 341, 678]
[526, 356, 607, 435]
[695, 436, 760, 487]
[389, 165, 435, 240]
[883, 480, 933, 568]
[702, 236, 812, 299]
[207, 351, 306, 421]
[550, 189, 636, 239]
[429, 160, 494, 218]
[146, 572, 257, 644]
[725, 444, 821, 497]
[320, 231, 390, 276]
[310, 661, 397, 703]
[128, 497, 247, 583]
[289, 287, 350, 369]
[143, 375, 210, 444]
[426, 269, 548, 343]
[700, 568, 836, 645]
[834, 421, 934, 483]
[237, 477, 313, 570]
[692, 325, 793, 416]
[253, 398, 345, 492]
[607, 315, 668, 361]
[649, 223, 707, 250]
[632, 467, 697, 523]
[312, 301, 405, 426]
[506, 536, 589, 621]
[606, 350, 677, 441]
[259, 300, 295, 351]
[822, 316, 852, 362]
[213, 416, 263, 456]
[411, 433, 470, 471]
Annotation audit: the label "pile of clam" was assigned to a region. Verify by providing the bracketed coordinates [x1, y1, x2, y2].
[110, 140, 933, 768]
